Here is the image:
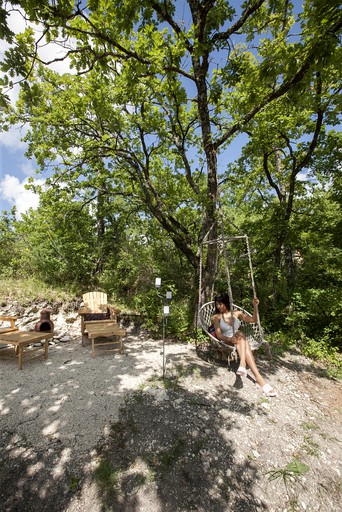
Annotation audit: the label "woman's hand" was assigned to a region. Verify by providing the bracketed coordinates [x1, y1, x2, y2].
[232, 330, 244, 340]
[252, 297, 259, 307]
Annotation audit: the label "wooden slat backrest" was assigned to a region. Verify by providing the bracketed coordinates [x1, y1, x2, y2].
[83, 291, 108, 312]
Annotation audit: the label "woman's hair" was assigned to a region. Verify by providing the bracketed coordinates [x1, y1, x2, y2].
[214, 292, 231, 313]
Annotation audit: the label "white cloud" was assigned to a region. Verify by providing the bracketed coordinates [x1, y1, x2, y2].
[0, 124, 28, 151]
[3, 6, 27, 34]
[37, 37, 75, 75]
[297, 172, 308, 182]
[0, 174, 44, 219]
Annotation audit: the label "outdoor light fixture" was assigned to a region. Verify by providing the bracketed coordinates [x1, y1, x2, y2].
[153, 278, 173, 379]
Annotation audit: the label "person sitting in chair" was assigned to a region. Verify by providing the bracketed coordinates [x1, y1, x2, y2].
[212, 292, 276, 397]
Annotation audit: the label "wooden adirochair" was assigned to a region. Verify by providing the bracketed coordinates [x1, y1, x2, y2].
[0, 315, 19, 334]
[78, 291, 124, 354]
[78, 291, 121, 335]
[0, 315, 19, 350]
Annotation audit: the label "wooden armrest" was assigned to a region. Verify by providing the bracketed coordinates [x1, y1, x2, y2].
[108, 305, 121, 315]
[84, 319, 117, 326]
[78, 308, 90, 316]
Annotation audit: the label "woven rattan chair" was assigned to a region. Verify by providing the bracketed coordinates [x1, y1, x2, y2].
[199, 301, 265, 364]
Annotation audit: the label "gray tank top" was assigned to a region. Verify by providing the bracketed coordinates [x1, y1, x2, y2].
[220, 315, 241, 337]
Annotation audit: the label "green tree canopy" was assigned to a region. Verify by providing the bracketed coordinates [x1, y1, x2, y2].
[0, 0, 341, 303]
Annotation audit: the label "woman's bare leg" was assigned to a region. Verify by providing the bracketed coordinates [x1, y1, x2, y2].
[227, 333, 276, 394]
[234, 333, 247, 368]
[245, 343, 266, 387]
[233, 333, 267, 387]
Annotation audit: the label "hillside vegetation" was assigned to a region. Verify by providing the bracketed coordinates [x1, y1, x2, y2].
[0, 1, 341, 374]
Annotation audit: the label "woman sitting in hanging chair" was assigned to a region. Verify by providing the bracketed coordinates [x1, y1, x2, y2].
[212, 292, 277, 397]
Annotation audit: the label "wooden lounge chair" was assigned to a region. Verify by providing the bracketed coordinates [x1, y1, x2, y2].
[0, 315, 19, 334]
[78, 291, 121, 344]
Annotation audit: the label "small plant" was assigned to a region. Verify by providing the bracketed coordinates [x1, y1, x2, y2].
[192, 438, 206, 455]
[159, 438, 186, 469]
[302, 421, 319, 431]
[94, 458, 121, 495]
[175, 363, 202, 379]
[131, 389, 144, 403]
[162, 376, 179, 390]
[68, 476, 80, 490]
[302, 436, 320, 457]
[144, 374, 179, 390]
[192, 329, 209, 344]
[266, 458, 310, 510]
[133, 473, 146, 488]
[145, 469, 156, 483]
[267, 458, 310, 486]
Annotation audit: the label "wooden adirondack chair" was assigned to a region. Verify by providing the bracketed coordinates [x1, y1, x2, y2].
[0, 315, 19, 350]
[78, 291, 121, 341]
[0, 316, 19, 334]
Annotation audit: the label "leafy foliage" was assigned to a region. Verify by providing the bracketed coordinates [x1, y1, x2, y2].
[0, 1, 341, 362]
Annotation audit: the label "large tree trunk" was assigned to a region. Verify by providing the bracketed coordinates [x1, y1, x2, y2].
[189, 2, 219, 306]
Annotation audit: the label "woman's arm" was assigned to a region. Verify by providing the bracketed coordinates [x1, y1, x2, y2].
[238, 297, 259, 324]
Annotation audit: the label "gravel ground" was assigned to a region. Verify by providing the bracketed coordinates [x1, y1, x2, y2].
[0, 328, 341, 512]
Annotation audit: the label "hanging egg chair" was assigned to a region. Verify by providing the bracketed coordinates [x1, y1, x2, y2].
[197, 223, 266, 363]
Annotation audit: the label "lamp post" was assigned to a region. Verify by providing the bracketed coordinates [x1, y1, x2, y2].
[155, 277, 172, 379]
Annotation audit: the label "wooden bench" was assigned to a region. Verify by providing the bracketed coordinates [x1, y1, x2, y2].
[0, 330, 53, 370]
[0, 315, 19, 334]
[84, 321, 126, 358]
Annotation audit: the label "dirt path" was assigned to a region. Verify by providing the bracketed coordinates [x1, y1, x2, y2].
[0, 334, 341, 511]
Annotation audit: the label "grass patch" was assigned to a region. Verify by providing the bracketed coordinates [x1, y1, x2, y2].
[142, 438, 188, 471]
[302, 436, 320, 457]
[68, 476, 80, 490]
[143, 374, 180, 391]
[0, 277, 76, 305]
[159, 438, 187, 469]
[267, 332, 342, 380]
[128, 389, 144, 404]
[94, 458, 121, 495]
[302, 421, 319, 431]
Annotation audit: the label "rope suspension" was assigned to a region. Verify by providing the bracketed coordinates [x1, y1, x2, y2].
[197, 189, 265, 354]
